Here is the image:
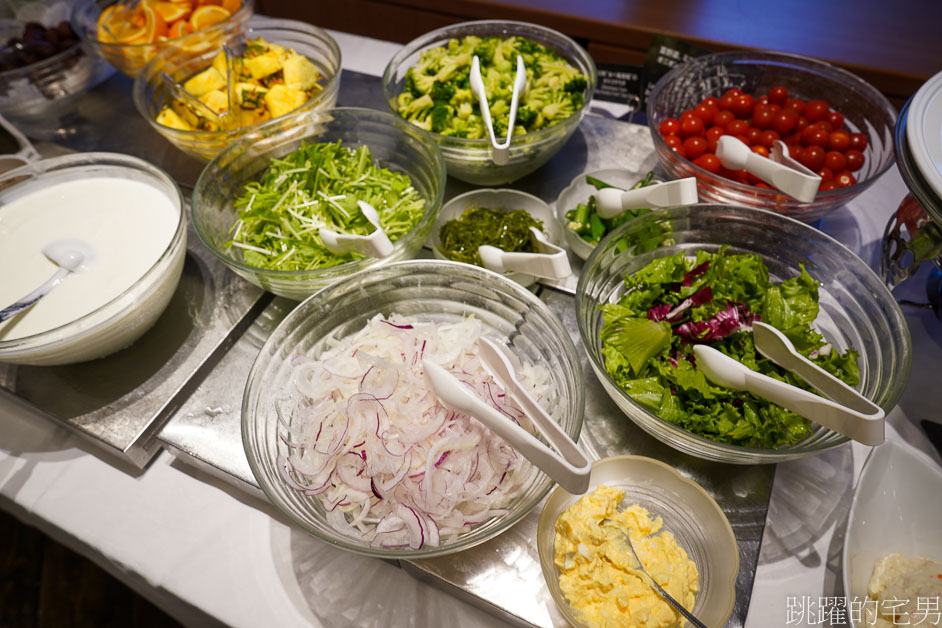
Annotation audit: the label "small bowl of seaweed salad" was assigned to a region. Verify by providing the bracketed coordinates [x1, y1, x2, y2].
[430, 188, 565, 286]
[192, 107, 446, 300]
[576, 204, 911, 464]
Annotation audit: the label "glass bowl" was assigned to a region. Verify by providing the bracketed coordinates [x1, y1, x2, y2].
[576, 204, 912, 464]
[72, 0, 254, 78]
[537, 455, 739, 628]
[647, 50, 897, 222]
[133, 17, 341, 162]
[242, 259, 585, 558]
[192, 106, 446, 301]
[0, 18, 113, 139]
[381, 20, 596, 186]
[0, 152, 186, 366]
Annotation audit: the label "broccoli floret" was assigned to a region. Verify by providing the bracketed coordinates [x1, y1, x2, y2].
[430, 80, 456, 104]
[515, 106, 537, 130]
[514, 37, 543, 57]
[541, 92, 576, 122]
[401, 94, 433, 120]
[403, 73, 422, 98]
[410, 71, 437, 94]
[473, 38, 498, 65]
[563, 76, 588, 94]
[434, 52, 471, 82]
[430, 103, 451, 133]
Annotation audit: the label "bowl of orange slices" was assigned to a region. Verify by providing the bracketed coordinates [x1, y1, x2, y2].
[72, 0, 254, 77]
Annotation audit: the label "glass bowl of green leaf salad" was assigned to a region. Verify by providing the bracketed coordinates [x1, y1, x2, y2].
[382, 20, 596, 186]
[192, 107, 446, 300]
[576, 204, 912, 464]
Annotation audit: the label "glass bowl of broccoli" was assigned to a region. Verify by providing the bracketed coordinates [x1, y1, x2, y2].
[382, 20, 596, 186]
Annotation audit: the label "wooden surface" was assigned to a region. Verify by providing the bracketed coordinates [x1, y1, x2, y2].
[259, 0, 942, 106]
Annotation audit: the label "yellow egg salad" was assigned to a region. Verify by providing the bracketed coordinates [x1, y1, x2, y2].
[156, 38, 324, 132]
[553, 485, 699, 628]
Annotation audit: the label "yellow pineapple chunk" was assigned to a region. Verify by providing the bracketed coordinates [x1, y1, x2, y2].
[283, 52, 319, 90]
[236, 82, 267, 108]
[156, 107, 194, 131]
[264, 85, 307, 118]
[210, 50, 227, 79]
[244, 51, 284, 80]
[183, 66, 226, 98]
[199, 89, 229, 115]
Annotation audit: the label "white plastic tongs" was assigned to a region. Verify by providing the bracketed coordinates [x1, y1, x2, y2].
[469, 53, 527, 166]
[477, 226, 571, 280]
[715, 136, 821, 202]
[319, 201, 394, 258]
[423, 337, 591, 494]
[694, 321, 885, 446]
[595, 177, 699, 219]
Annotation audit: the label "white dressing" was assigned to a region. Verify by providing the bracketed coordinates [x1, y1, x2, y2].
[0, 176, 179, 340]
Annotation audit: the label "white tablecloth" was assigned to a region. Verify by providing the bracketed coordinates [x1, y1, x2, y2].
[2, 28, 941, 628]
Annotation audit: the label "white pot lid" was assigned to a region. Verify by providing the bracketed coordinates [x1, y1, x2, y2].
[907, 69, 942, 201]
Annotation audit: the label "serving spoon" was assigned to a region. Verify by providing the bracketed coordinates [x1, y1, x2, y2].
[469, 53, 527, 166]
[477, 227, 571, 280]
[0, 240, 93, 323]
[319, 201, 394, 258]
[595, 177, 699, 219]
[715, 135, 821, 202]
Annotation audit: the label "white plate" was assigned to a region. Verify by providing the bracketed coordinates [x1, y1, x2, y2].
[842, 439, 942, 627]
[906, 69, 942, 201]
[429, 188, 561, 286]
[555, 167, 658, 260]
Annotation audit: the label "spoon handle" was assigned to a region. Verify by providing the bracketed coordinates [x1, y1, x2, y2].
[0, 267, 69, 322]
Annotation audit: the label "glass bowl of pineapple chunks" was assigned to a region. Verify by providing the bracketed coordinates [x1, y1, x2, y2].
[133, 16, 341, 162]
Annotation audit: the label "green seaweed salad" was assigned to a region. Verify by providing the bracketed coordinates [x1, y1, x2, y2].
[438, 206, 543, 266]
[601, 247, 860, 449]
[228, 141, 425, 270]
[396, 35, 587, 138]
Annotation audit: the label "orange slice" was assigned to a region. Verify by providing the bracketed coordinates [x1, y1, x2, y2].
[168, 19, 194, 39]
[97, 5, 146, 43]
[138, 4, 168, 43]
[189, 4, 229, 30]
[153, 1, 191, 23]
[220, 0, 240, 14]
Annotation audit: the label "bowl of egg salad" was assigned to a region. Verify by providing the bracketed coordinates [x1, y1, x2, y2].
[536, 455, 739, 628]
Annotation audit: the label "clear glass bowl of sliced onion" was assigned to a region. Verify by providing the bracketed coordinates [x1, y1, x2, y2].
[242, 259, 585, 558]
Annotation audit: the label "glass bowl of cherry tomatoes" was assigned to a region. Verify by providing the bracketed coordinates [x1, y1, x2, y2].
[647, 50, 897, 222]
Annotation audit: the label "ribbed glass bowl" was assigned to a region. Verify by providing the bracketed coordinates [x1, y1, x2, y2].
[537, 455, 739, 628]
[647, 51, 897, 222]
[242, 259, 585, 558]
[191, 106, 445, 301]
[133, 17, 340, 162]
[576, 204, 912, 464]
[73, 0, 254, 77]
[382, 20, 596, 186]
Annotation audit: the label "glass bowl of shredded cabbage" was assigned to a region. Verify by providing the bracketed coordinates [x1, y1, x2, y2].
[576, 204, 911, 464]
[242, 259, 585, 557]
[382, 20, 596, 186]
[192, 106, 446, 301]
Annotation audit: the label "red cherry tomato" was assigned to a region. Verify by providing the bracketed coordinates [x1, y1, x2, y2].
[679, 109, 698, 121]
[683, 135, 709, 160]
[723, 88, 744, 99]
[679, 115, 705, 137]
[826, 111, 844, 129]
[801, 126, 830, 148]
[804, 100, 829, 123]
[731, 94, 755, 118]
[755, 96, 770, 107]
[849, 133, 868, 151]
[726, 119, 750, 136]
[752, 105, 775, 129]
[759, 129, 780, 147]
[693, 103, 715, 125]
[664, 134, 684, 151]
[828, 130, 850, 152]
[746, 127, 763, 145]
[751, 144, 770, 158]
[734, 134, 751, 146]
[845, 149, 865, 171]
[714, 109, 735, 128]
[659, 118, 681, 136]
[784, 98, 806, 115]
[768, 86, 788, 106]
[701, 96, 720, 109]
[799, 145, 826, 170]
[772, 110, 798, 135]
[719, 92, 737, 111]
[706, 125, 725, 141]
[819, 180, 841, 191]
[693, 153, 721, 173]
[815, 120, 834, 134]
[817, 166, 834, 182]
[835, 171, 856, 187]
[824, 150, 847, 172]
